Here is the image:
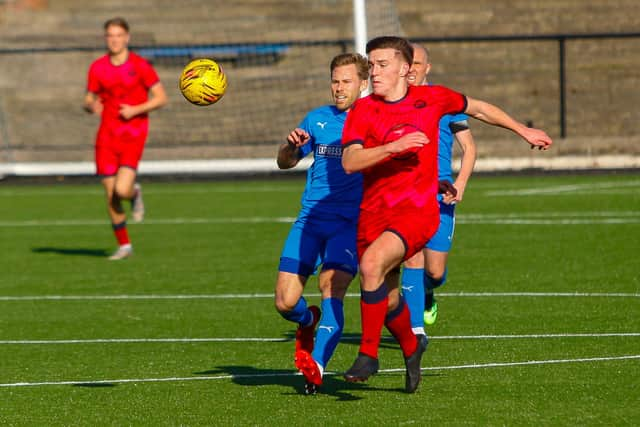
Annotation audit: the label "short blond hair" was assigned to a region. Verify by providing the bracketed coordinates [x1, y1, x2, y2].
[330, 53, 369, 81]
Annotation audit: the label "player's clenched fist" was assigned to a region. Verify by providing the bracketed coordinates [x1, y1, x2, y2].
[287, 128, 311, 148]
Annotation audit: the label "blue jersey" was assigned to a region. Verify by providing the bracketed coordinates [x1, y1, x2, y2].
[437, 112, 469, 183]
[297, 105, 362, 220]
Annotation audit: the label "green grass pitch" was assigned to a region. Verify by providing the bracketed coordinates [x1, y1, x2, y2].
[1, 173, 639, 425]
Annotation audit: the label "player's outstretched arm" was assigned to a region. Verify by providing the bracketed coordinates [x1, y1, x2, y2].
[465, 97, 553, 150]
[277, 128, 310, 169]
[342, 132, 429, 174]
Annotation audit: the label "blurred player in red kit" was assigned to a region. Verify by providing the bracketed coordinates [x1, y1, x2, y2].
[84, 17, 167, 260]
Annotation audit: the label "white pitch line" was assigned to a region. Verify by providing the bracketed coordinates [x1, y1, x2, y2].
[485, 180, 640, 196]
[1, 354, 638, 388]
[0, 293, 280, 301]
[382, 354, 640, 374]
[1, 332, 639, 345]
[0, 217, 297, 227]
[458, 218, 640, 225]
[438, 292, 640, 298]
[0, 337, 290, 344]
[0, 211, 639, 228]
[1, 291, 638, 301]
[431, 332, 640, 340]
[463, 211, 640, 218]
[0, 186, 303, 197]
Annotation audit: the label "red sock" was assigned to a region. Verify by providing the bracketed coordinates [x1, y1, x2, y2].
[359, 285, 389, 359]
[112, 221, 130, 246]
[385, 300, 418, 358]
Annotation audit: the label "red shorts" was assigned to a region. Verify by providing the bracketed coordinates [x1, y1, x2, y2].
[95, 124, 147, 176]
[357, 208, 440, 262]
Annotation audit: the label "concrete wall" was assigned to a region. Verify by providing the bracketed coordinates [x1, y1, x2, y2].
[0, 0, 638, 163]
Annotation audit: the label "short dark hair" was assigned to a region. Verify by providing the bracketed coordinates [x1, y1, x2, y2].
[366, 36, 413, 65]
[330, 53, 369, 81]
[104, 17, 129, 32]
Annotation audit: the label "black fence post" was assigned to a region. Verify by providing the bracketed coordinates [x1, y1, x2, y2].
[559, 37, 567, 138]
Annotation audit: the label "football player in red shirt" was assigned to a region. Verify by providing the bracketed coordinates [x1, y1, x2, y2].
[341, 36, 551, 392]
[84, 17, 167, 260]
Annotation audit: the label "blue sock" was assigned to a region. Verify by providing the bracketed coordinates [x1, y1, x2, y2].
[279, 296, 311, 326]
[402, 267, 425, 329]
[311, 298, 344, 368]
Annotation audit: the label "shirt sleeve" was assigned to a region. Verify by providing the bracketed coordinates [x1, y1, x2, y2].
[341, 99, 367, 147]
[138, 58, 160, 89]
[432, 85, 467, 117]
[87, 62, 100, 94]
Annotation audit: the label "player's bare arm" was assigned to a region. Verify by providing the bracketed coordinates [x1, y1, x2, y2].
[83, 92, 103, 115]
[277, 128, 309, 169]
[119, 82, 168, 120]
[342, 131, 429, 174]
[447, 128, 477, 204]
[465, 97, 553, 150]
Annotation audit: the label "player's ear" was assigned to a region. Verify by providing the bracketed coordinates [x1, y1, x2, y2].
[400, 62, 410, 77]
[360, 79, 368, 92]
[425, 63, 432, 76]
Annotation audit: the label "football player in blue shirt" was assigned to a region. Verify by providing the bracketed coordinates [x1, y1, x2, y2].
[402, 43, 478, 337]
[275, 52, 369, 395]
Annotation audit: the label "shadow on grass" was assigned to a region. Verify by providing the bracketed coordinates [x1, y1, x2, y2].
[269, 332, 442, 397]
[196, 364, 415, 401]
[72, 382, 116, 388]
[32, 247, 109, 257]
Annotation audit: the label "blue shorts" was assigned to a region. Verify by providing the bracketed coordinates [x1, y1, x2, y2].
[279, 214, 358, 277]
[425, 201, 456, 252]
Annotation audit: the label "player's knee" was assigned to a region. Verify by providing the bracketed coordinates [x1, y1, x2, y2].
[113, 184, 133, 200]
[274, 295, 295, 314]
[425, 268, 447, 289]
[359, 254, 384, 284]
[426, 271, 445, 283]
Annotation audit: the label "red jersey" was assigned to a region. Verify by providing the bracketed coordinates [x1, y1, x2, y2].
[87, 51, 160, 138]
[342, 85, 466, 215]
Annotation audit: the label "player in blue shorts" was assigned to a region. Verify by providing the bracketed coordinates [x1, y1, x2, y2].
[274, 52, 369, 395]
[402, 43, 478, 335]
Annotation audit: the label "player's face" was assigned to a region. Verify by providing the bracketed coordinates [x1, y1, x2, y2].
[408, 48, 430, 86]
[368, 48, 409, 99]
[331, 64, 367, 111]
[104, 25, 130, 56]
